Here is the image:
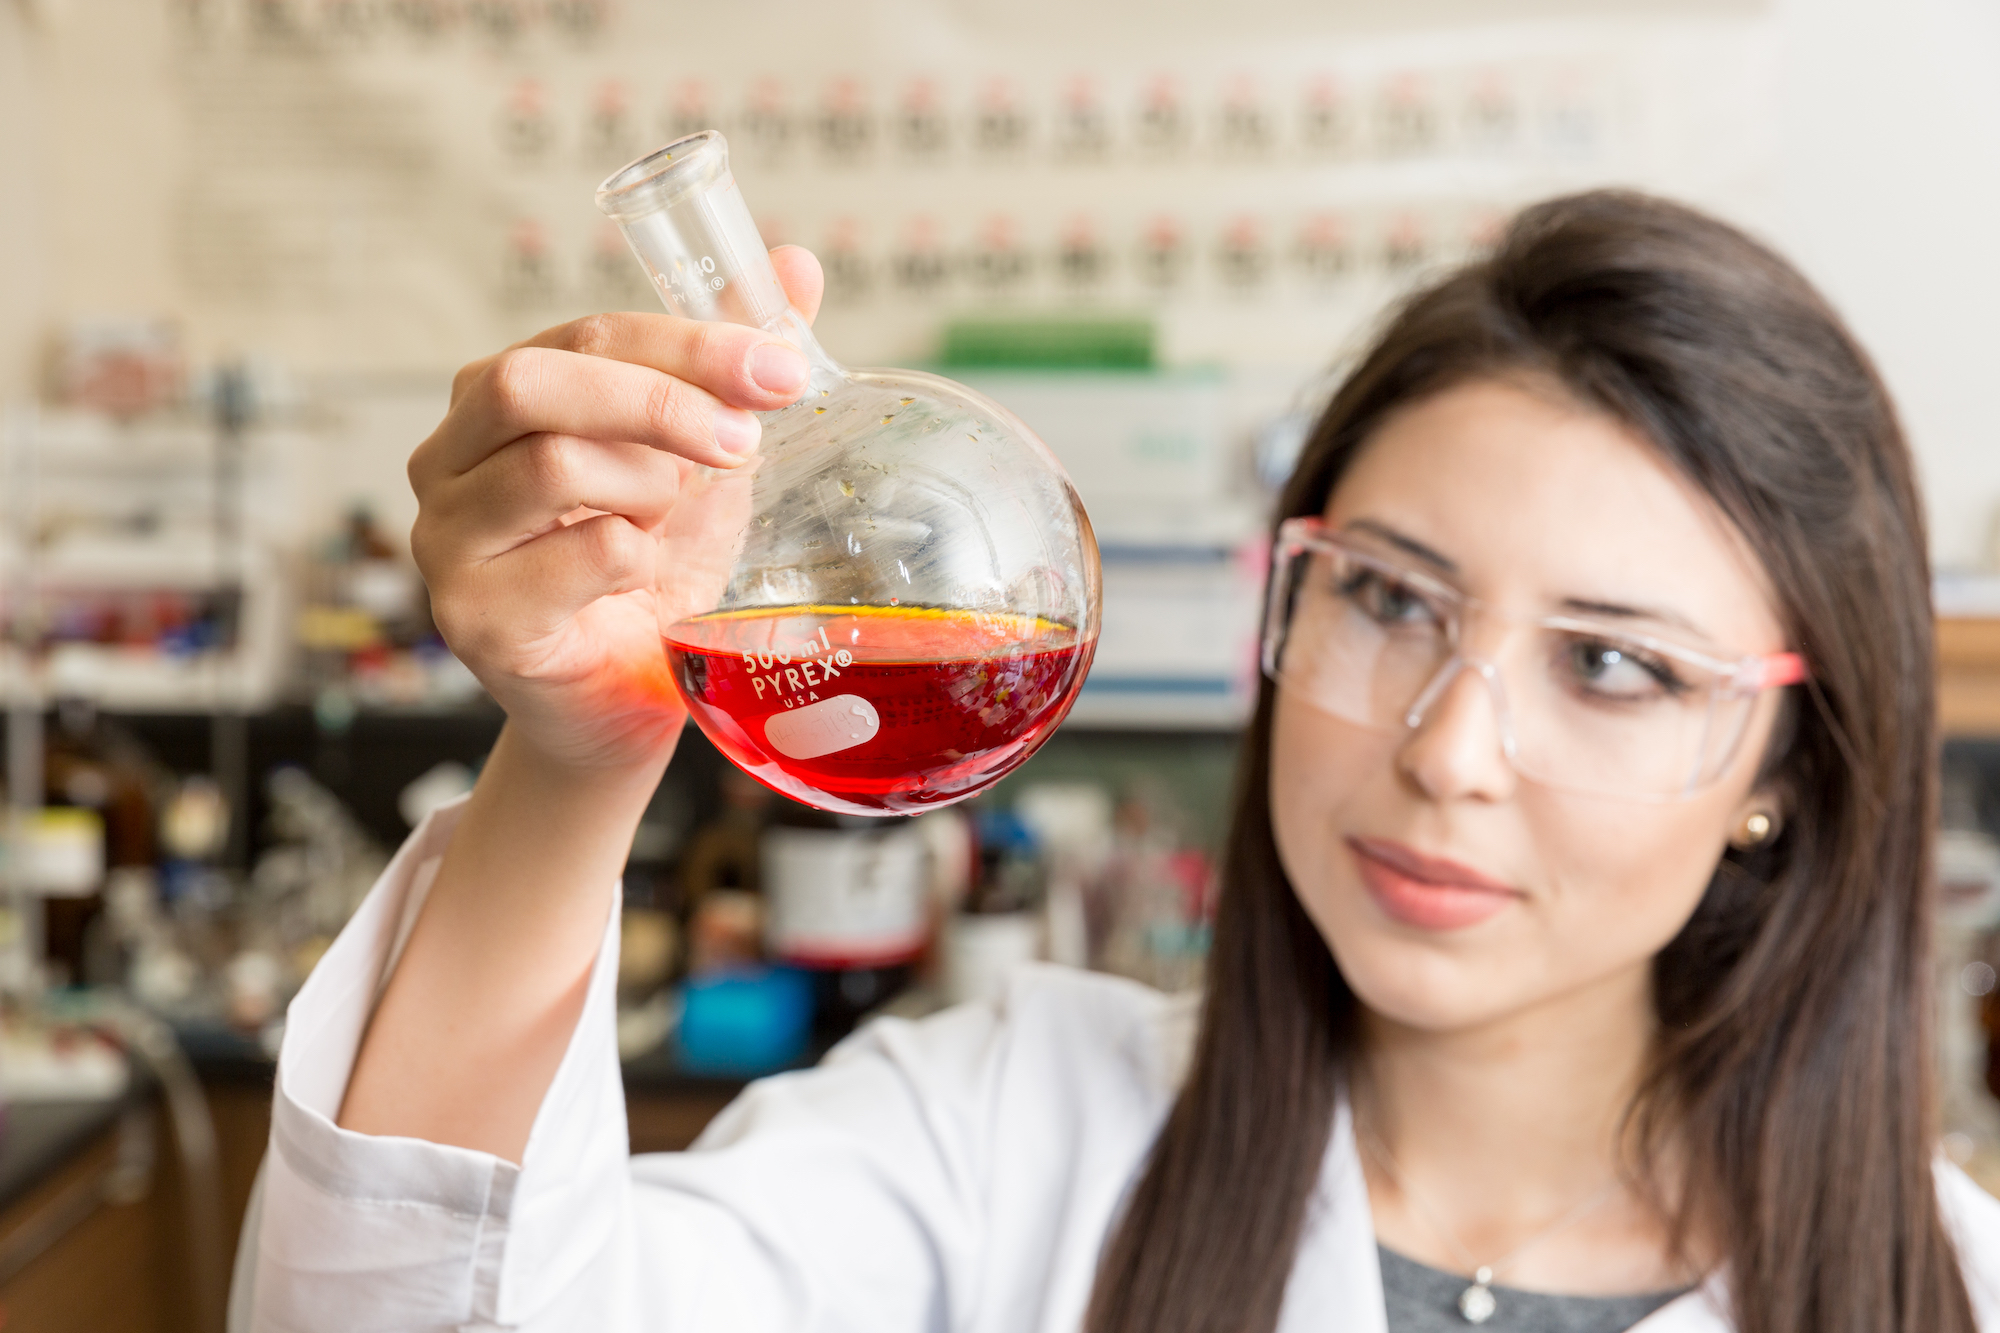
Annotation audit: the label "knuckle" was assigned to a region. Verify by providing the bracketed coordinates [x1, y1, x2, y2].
[408, 424, 451, 493]
[566, 312, 624, 360]
[485, 348, 544, 423]
[407, 513, 435, 566]
[521, 432, 579, 497]
[422, 580, 478, 656]
[579, 516, 643, 585]
[682, 320, 740, 387]
[642, 373, 699, 440]
[449, 355, 488, 405]
[438, 613, 491, 669]
[408, 513, 448, 580]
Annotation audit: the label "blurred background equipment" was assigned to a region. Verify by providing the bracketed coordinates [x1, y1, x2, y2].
[1, 0, 2000, 1324]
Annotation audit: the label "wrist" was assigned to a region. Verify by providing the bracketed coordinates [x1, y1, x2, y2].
[489, 720, 676, 812]
[439, 722, 673, 914]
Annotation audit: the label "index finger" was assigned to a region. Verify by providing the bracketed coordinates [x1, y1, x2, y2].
[522, 313, 808, 414]
[522, 242, 825, 401]
[415, 345, 759, 482]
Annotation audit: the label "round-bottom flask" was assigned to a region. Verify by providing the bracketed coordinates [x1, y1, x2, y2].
[598, 133, 1100, 816]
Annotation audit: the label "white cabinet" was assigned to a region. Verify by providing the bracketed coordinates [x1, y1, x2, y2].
[2, 411, 297, 712]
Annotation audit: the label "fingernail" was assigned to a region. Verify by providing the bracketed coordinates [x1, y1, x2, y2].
[713, 406, 761, 456]
[750, 343, 809, 396]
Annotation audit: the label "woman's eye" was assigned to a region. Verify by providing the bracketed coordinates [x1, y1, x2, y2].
[1562, 637, 1687, 700]
[1339, 569, 1436, 626]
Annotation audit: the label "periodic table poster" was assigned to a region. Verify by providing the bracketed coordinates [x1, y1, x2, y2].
[145, 0, 1779, 377]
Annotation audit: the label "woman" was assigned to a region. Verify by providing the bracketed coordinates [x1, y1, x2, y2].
[233, 192, 2000, 1332]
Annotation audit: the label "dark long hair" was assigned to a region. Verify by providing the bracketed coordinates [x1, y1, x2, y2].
[1084, 190, 1974, 1333]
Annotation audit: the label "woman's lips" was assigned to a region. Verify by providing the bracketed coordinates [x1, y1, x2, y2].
[1346, 836, 1522, 931]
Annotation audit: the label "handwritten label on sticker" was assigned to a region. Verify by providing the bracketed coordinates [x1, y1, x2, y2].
[764, 694, 881, 760]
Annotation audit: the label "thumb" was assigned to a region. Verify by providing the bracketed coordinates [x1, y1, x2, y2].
[770, 245, 825, 325]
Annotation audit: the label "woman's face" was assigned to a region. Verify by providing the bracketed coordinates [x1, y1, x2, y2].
[1271, 377, 1791, 1035]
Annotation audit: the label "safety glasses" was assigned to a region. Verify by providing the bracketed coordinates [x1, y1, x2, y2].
[1261, 517, 1808, 802]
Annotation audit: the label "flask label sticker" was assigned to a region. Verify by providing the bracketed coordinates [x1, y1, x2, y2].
[764, 694, 881, 760]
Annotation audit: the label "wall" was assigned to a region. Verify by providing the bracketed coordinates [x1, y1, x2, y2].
[2, 0, 1996, 566]
[0, 0, 48, 409]
[1773, 0, 2000, 568]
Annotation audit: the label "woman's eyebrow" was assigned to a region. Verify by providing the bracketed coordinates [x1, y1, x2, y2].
[1557, 596, 1711, 642]
[1342, 517, 1717, 643]
[1340, 517, 1457, 573]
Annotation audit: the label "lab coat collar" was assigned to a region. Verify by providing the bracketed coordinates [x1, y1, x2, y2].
[1277, 1098, 1734, 1332]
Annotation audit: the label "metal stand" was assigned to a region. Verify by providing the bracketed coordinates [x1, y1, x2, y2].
[211, 367, 252, 872]
[4, 406, 44, 993]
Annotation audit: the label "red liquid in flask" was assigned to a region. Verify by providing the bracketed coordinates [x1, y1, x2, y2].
[664, 605, 1093, 815]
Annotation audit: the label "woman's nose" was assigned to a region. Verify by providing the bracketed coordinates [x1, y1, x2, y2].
[1395, 658, 1519, 803]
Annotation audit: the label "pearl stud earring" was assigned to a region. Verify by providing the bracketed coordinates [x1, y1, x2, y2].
[1731, 810, 1776, 849]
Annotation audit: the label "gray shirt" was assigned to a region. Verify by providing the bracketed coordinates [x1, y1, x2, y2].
[1380, 1245, 1689, 1333]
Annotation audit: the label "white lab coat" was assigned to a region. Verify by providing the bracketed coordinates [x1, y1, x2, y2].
[231, 797, 2000, 1332]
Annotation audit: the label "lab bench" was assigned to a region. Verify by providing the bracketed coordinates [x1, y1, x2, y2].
[0, 1042, 754, 1333]
[1941, 617, 2000, 738]
[0, 1081, 214, 1332]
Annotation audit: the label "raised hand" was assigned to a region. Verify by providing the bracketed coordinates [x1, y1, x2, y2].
[407, 246, 825, 774]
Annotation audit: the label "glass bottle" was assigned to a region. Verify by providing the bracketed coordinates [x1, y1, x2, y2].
[597, 132, 1100, 816]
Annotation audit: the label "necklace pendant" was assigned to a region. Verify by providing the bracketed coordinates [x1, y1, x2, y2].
[1458, 1268, 1498, 1325]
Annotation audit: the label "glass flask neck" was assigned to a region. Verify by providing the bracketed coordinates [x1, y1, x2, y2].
[767, 307, 849, 403]
[597, 130, 850, 397]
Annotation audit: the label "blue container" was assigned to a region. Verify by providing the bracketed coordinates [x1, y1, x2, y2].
[674, 966, 814, 1077]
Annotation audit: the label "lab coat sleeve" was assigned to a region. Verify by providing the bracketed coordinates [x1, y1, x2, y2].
[237, 795, 1004, 1333]
[240, 790, 633, 1332]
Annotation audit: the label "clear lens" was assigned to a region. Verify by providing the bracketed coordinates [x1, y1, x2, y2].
[1268, 544, 1455, 727]
[1263, 526, 1764, 801]
[1507, 625, 1755, 799]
